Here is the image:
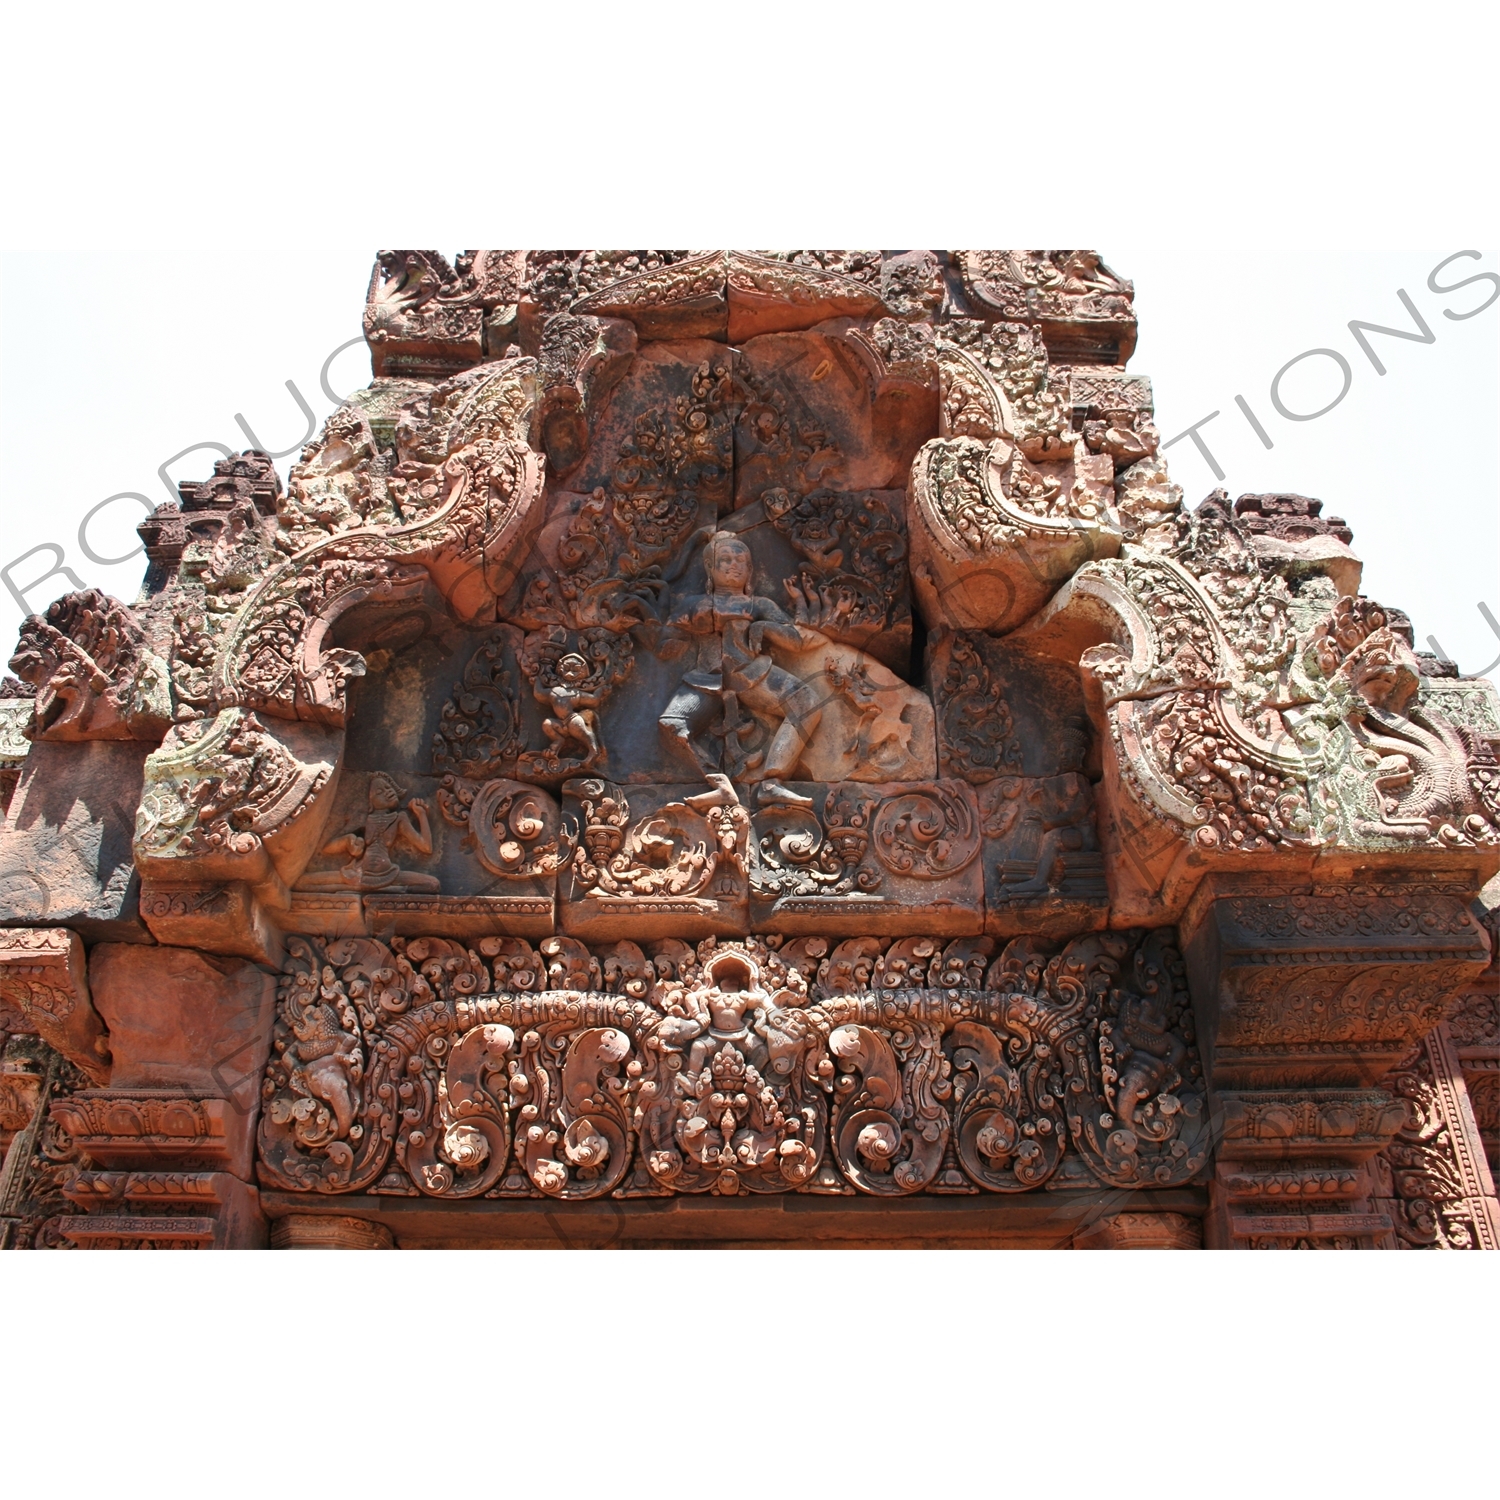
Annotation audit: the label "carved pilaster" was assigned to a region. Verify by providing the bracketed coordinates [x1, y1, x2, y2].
[1182, 877, 1493, 1248]
[1447, 894, 1499, 1175]
[21, 942, 281, 1248]
[1372, 1023, 1500, 1249]
[0, 1035, 90, 1248]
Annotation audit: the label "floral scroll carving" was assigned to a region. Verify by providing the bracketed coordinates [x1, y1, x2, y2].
[257, 926, 1208, 1201]
[1373, 1024, 1500, 1250]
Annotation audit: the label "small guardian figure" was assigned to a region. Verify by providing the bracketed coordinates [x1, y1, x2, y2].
[538, 651, 603, 764]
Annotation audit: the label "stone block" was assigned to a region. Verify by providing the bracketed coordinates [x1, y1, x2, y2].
[1181, 877, 1493, 1089]
[140, 880, 285, 966]
[979, 775, 1109, 939]
[88, 942, 276, 1099]
[0, 926, 111, 1083]
[270, 1213, 394, 1249]
[57, 1169, 265, 1249]
[1072, 1211, 1202, 1249]
[83, 943, 275, 1179]
[51, 1092, 252, 1174]
[0, 739, 151, 941]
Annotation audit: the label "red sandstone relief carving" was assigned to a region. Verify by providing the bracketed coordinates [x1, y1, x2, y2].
[2, 248, 1495, 1249]
[256, 927, 1208, 1201]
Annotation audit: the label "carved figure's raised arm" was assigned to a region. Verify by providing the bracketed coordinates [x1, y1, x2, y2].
[398, 799, 433, 856]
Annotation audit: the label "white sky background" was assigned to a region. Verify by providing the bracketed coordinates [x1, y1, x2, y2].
[2, 245, 1495, 670]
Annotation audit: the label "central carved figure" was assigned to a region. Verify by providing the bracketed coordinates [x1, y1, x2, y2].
[658, 531, 824, 804]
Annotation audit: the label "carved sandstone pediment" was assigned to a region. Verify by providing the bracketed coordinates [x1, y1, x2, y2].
[3, 250, 1496, 1247]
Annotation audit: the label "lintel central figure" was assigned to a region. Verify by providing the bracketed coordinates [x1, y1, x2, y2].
[658, 531, 821, 806]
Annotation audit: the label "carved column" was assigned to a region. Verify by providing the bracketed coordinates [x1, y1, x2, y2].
[1372, 1022, 1500, 1249]
[1181, 877, 1493, 1249]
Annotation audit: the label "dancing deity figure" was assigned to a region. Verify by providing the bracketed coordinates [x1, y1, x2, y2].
[658, 532, 823, 805]
[537, 651, 603, 765]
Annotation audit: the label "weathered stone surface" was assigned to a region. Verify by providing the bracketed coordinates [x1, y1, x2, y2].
[87, 943, 275, 1099]
[81, 943, 275, 1182]
[270, 1212, 392, 1249]
[4, 248, 1496, 1249]
[1073, 1211, 1202, 1249]
[1181, 876, 1492, 1089]
[0, 740, 152, 941]
[56, 1170, 265, 1249]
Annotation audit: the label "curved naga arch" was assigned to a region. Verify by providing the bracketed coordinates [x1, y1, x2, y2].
[1008, 495, 1500, 921]
[213, 359, 546, 729]
[132, 360, 550, 913]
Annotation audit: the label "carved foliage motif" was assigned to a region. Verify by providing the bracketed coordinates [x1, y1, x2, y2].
[256, 926, 1208, 1200]
[935, 633, 1022, 782]
[0, 1036, 89, 1250]
[218, 359, 542, 728]
[431, 632, 522, 781]
[0, 928, 110, 1085]
[937, 320, 1070, 457]
[763, 486, 908, 644]
[956, 251, 1137, 361]
[135, 709, 333, 866]
[750, 787, 880, 902]
[919, 437, 1105, 555]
